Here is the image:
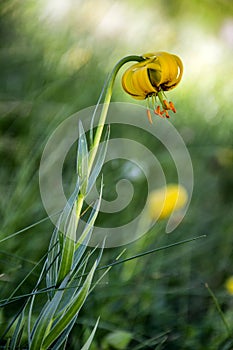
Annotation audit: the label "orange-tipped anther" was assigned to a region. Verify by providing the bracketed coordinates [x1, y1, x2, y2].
[169, 101, 176, 113]
[163, 110, 170, 118]
[154, 105, 164, 118]
[163, 99, 170, 110]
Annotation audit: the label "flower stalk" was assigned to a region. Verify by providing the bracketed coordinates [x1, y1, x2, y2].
[59, 51, 183, 284]
[75, 55, 145, 228]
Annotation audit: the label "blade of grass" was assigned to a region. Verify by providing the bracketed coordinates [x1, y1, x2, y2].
[0, 303, 26, 342]
[96, 235, 207, 272]
[81, 317, 100, 350]
[9, 316, 25, 350]
[0, 213, 60, 244]
[205, 283, 231, 337]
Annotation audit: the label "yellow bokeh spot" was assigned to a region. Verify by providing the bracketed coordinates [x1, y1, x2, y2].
[225, 276, 233, 295]
[148, 184, 188, 220]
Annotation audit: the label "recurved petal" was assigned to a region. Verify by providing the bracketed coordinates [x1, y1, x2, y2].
[121, 65, 145, 99]
[160, 53, 183, 90]
[122, 61, 158, 99]
[145, 52, 183, 91]
[131, 66, 158, 97]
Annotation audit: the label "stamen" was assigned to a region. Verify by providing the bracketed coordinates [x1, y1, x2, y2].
[154, 105, 161, 115]
[169, 101, 176, 113]
[152, 95, 163, 117]
[151, 95, 156, 110]
[164, 110, 170, 118]
[163, 99, 170, 110]
[146, 97, 153, 124]
[147, 109, 153, 124]
[157, 90, 166, 109]
[154, 105, 164, 118]
[148, 93, 177, 121]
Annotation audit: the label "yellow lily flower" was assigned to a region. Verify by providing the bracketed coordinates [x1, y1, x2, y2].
[225, 276, 233, 295]
[148, 184, 188, 220]
[122, 51, 183, 122]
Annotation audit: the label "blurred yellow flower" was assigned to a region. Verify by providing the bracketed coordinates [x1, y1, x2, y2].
[225, 276, 233, 295]
[148, 184, 188, 220]
[122, 51, 183, 122]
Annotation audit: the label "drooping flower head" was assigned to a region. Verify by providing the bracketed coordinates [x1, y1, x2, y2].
[122, 51, 183, 122]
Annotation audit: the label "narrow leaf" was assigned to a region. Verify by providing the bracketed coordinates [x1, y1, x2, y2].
[42, 261, 97, 349]
[56, 181, 80, 284]
[81, 317, 100, 350]
[87, 125, 110, 194]
[55, 250, 92, 317]
[30, 275, 69, 350]
[9, 308, 25, 350]
[77, 121, 88, 196]
[46, 224, 60, 295]
[56, 235, 75, 286]
[75, 181, 103, 251]
[60, 178, 80, 237]
[50, 316, 77, 350]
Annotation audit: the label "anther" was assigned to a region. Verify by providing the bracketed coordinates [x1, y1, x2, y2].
[163, 100, 171, 110]
[154, 106, 164, 118]
[169, 101, 176, 113]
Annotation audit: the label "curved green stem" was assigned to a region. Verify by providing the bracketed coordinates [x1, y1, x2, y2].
[57, 55, 145, 282]
[58, 55, 144, 282]
[88, 55, 145, 172]
[75, 55, 145, 226]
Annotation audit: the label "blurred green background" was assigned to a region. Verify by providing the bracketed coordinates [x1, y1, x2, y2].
[1, 0, 233, 349]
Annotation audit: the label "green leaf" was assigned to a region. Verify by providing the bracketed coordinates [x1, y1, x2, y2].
[60, 178, 80, 239]
[103, 330, 132, 350]
[77, 121, 88, 196]
[56, 191, 81, 284]
[56, 234, 75, 286]
[87, 125, 110, 194]
[54, 250, 92, 317]
[89, 83, 108, 146]
[46, 224, 60, 296]
[80, 317, 100, 350]
[0, 303, 27, 344]
[154, 336, 168, 350]
[75, 181, 103, 251]
[9, 308, 25, 350]
[55, 178, 81, 285]
[49, 317, 77, 349]
[42, 261, 97, 349]
[28, 260, 50, 338]
[30, 275, 69, 350]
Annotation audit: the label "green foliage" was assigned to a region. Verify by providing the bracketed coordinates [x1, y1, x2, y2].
[102, 330, 132, 349]
[1, 0, 233, 349]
